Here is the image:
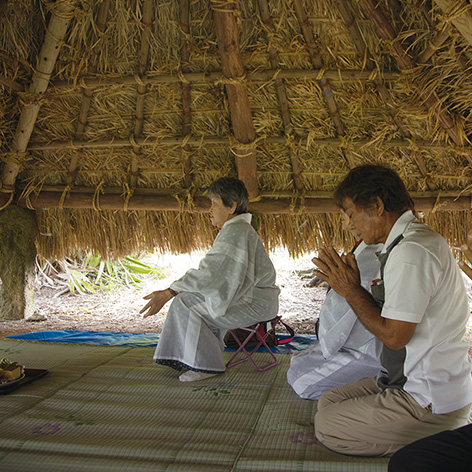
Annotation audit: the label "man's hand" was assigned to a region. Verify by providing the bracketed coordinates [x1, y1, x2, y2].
[459, 232, 472, 280]
[312, 245, 416, 350]
[311, 246, 361, 298]
[140, 289, 174, 318]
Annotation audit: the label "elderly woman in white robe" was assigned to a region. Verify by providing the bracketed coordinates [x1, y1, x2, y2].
[140, 177, 280, 382]
[287, 240, 382, 400]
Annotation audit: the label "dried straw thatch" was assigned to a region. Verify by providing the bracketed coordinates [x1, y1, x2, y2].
[0, 0, 471, 259]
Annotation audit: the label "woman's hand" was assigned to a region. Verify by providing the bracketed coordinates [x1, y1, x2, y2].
[140, 289, 175, 318]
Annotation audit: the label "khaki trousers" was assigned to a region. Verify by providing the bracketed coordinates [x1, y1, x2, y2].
[314, 377, 471, 457]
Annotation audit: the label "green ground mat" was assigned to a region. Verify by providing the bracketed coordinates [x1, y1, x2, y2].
[0, 339, 388, 472]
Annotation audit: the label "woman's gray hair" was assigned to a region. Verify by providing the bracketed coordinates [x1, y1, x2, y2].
[206, 177, 249, 214]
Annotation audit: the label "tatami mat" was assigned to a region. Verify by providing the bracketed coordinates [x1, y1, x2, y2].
[0, 339, 388, 471]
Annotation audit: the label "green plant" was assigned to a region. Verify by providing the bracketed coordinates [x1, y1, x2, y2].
[35, 252, 165, 295]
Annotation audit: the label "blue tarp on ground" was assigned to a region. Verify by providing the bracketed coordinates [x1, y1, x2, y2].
[6, 330, 316, 352]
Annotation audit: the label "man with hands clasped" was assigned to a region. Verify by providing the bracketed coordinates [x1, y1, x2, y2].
[312, 164, 472, 457]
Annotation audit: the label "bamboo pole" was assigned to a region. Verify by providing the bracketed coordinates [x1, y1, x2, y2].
[293, 0, 355, 169]
[49, 69, 400, 91]
[0, 74, 23, 92]
[358, 0, 472, 165]
[417, 24, 451, 64]
[16, 191, 471, 214]
[1, 0, 76, 207]
[212, 0, 259, 197]
[26, 135, 470, 151]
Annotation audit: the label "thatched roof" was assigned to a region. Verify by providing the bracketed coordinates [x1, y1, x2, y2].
[1, 0, 471, 259]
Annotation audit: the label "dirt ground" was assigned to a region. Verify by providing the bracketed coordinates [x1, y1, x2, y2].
[1, 249, 472, 357]
[0, 249, 327, 338]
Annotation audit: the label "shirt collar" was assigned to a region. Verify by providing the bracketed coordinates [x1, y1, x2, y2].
[223, 212, 252, 227]
[381, 210, 417, 254]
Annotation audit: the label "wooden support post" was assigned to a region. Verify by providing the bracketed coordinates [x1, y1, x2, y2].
[212, 0, 259, 198]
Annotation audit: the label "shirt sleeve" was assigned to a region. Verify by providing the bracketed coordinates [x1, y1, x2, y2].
[381, 242, 441, 323]
[170, 222, 251, 318]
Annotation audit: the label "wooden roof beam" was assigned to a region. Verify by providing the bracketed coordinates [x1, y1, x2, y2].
[0, 1, 76, 209]
[16, 191, 471, 214]
[358, 0, 472, 165]
[212, 1, 259, 198]
[258, 0, 303, 190]
[293, 0, 356, 169]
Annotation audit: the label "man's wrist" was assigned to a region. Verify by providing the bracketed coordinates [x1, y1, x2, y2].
[168, 288, 178, 297]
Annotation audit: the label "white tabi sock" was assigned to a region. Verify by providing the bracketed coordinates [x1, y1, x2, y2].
[179, 370, 219, 382]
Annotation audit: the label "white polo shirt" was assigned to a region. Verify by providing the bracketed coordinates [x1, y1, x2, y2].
[380, 211, 472, 414]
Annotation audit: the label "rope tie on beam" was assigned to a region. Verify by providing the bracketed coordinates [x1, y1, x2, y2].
[134, 74, 146, 86]
[249, 194, 262, 203]
[215, 74, 247, 87]
[339, 134, 355, 152]
[432, 191, 445, 213]
[368, 69, 380, 81]
[178, 71, 190, 84]
[285, 133, 298, 152]
[181, 133, 193, 148]
[129, 134, 140, 150]
[289, 191, 306, 214]
[93, 180, 105, 211]
[210, 0, 240, 16]
[59, 184, 72, 210]
[44, 1, 80, 20]
[271, 68, 282, 81]
[121, 183, 134, 212]
[229, 135, 260, 158]
[316, 67, 327, 81]
[406, 138, 420, 153]
[173, 187, 196, 213]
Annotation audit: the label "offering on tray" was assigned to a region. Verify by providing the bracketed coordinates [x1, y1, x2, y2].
[0, 358, 24, 383]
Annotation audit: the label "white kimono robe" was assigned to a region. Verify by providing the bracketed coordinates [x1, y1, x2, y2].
[154, 213, 280, 373]
[287, 241, 382, 400]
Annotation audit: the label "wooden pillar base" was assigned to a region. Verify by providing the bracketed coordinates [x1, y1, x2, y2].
[0, 205, 38, 320]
